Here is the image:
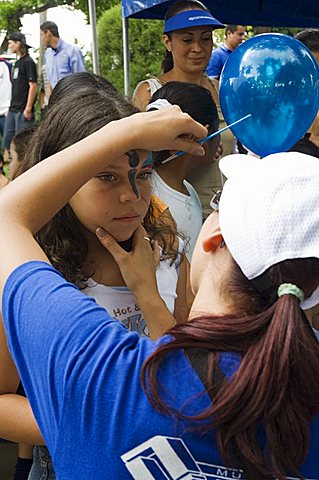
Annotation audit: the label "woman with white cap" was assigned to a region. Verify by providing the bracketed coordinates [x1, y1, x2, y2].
[0, 107, 318, 479]
[133, 0, 226, 217]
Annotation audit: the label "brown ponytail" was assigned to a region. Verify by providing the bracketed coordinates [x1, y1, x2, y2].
[142, 257, 319, 479]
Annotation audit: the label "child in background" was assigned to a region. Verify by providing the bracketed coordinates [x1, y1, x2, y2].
[148, 81, 220, 260]
[0, 152, 9, 188]
[9, 125, 38, 179]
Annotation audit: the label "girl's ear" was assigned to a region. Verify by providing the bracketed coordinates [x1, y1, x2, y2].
[202, 228, 223, 252]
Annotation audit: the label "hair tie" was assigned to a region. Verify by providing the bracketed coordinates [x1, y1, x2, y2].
[277, 283, 304, 302]
[146, 99, 172, 112]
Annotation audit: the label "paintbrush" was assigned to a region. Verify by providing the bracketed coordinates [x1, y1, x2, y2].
[162, 113, 252, 165]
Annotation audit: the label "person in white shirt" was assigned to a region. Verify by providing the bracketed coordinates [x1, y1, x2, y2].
[0, 59, 12, 138]
[148, 81, 219, 260]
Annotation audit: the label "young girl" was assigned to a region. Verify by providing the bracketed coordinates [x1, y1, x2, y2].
[0, 103, 318, 479]
[148, 81, 220, 260]
[0, 73, 192, 479]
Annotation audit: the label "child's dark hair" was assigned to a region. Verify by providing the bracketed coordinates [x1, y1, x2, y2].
[149, 81, 218, 165]
[19, 73, 182, 288]
[11, 125, 38, 166]
[162, 0, 209, 72]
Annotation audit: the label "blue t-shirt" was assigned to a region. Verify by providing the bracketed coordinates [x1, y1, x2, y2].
[2, 261, 319, 479]
[45, 39, 86, 89]
[206, 44, 232, 79]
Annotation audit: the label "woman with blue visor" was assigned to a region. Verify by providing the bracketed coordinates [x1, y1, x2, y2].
[133, 0, 226, 218]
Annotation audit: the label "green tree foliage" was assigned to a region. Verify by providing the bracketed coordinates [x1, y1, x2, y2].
[0, 0, 116, 49]
[98, 4, 165, 94]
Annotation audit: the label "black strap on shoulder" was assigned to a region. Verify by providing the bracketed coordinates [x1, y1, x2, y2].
[186, 347, 225, 401]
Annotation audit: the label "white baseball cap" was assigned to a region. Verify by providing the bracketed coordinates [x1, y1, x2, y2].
[218, 152, 319, 309]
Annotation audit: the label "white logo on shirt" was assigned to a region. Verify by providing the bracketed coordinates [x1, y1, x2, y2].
[121, 435, 316, 479]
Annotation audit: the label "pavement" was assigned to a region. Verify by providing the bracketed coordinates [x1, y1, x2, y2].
[0, 440, 17, 480]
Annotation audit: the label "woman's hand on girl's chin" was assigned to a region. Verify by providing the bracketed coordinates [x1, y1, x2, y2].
[96, 225, 176, 340]
[122, 106, 208, 156]
[95, 225, 160, 299]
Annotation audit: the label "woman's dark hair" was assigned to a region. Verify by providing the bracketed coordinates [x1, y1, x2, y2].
[142, 257, 319, 479]
[18, 73, 181, 288]
[11, 125, 38, 163]
[162, 0, 209, 72]
[150, 81, 218, 165]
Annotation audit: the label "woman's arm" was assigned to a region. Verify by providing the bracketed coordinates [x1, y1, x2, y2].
[0, 313, 20, 393]
[0, 394, 44, 444]
[132, 82, 152, 112]
[174, 255, 194, 324]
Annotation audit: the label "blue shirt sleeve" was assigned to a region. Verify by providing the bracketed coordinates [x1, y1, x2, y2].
[206, 49, 223, 79]
[69, 46, 86, 73]
[2, 261, 155, 449]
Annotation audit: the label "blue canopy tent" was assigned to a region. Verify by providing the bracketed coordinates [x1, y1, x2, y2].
[121, 0, 319, 94]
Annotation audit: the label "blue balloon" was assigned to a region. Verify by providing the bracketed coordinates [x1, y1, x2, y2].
[219, 33, 319, 156]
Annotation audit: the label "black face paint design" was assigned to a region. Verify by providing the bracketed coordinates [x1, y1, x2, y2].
[126, 150, 140, 199]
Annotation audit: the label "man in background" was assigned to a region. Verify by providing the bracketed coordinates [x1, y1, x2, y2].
[1, 32, 37, 158]
[207, 24, 245, 79]
[40, 21, 86, 93]
[295, 29, 319, 148]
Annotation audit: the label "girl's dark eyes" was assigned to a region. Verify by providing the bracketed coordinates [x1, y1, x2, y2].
[97, 174, 116, 182]
[137, 171, 153, 180]
[96, 171, 152, 182]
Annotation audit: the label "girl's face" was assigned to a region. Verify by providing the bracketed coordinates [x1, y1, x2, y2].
[163, 24, 213, 75]
[69, 151, 152, 242]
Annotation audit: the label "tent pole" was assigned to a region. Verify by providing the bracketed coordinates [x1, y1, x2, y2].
[88, 0, 100, 75]
[122, 16, 130, 96]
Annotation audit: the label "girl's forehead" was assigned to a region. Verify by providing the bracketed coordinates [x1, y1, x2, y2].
[101, 151, 152, 172]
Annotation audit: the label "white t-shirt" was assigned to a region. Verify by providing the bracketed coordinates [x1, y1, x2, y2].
[152, 171, 202, 261]
[0, 61, 11, 116]
[83, 253, 180, 337]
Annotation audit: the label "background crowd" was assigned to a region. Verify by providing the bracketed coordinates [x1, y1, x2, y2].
[0, 1, 319, 479]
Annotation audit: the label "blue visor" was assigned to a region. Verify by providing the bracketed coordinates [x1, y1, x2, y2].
[164, 10, 224, 33]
